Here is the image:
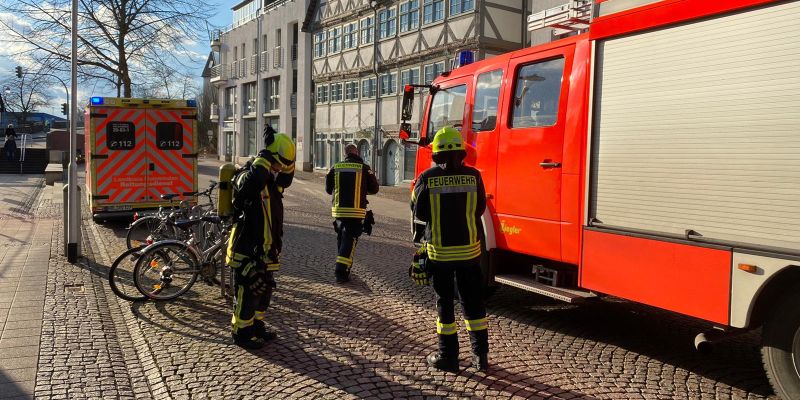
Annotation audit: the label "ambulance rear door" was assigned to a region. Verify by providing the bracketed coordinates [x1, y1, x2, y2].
[91, 107, 148, 211]
[143, 108, 197, 203]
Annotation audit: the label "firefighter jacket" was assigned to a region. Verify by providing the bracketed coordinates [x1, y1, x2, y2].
[226, 156, 294, 271]
[325, 154, 379, 219]
[411, 165, 486, 262]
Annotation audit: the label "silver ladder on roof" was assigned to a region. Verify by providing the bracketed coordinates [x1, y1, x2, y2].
[527, 0, 592, 35]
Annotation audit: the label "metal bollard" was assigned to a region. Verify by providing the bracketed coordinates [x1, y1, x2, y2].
[62, 183, 82, 257]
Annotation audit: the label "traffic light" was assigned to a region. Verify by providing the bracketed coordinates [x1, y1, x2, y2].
[15, 66, 22, 78]
[61, 103, 68, 115]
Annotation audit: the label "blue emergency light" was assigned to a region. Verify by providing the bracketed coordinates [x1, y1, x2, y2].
[457, 50, 474, 68]
[90, 96, 104, 105]
[186, 99, 197, 107]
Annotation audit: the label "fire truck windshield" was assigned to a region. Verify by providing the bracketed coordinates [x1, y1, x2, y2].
[425, 85, 467, 139]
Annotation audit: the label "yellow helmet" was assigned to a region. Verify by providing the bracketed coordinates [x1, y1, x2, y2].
[431, 126, 464, 154]
[263, 133, 296, 172]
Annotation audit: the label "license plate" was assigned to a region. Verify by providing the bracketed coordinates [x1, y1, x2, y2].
[107, 205, 133, 211]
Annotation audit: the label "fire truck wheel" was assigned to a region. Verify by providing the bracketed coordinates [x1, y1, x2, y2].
[761, 289, 800, 400]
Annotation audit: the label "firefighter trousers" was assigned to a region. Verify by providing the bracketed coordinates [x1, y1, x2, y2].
[231, 260, 276, 336]
[334, 218, 363, 275]
[430, 258, 488, 358]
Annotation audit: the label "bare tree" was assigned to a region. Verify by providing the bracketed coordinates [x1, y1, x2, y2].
[1, 72, 53, 132]
[1, 0, 214, 98]
[196, 79, 216, 152]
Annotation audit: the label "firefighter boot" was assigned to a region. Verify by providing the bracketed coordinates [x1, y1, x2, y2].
[428, 333, 459, 372]
[471, 353, 489, 371]
[253, 320, 277, 341]
[469, 330, 489, 371]
[232, 326, 266, 350]
[334, 263, 350, 283]
[426, 352, 459, 372]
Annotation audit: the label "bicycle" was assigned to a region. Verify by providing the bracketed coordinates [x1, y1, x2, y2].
[125, 181, 218, 249]
[108, 245, 149, 302]
[131, 215, 234, 301]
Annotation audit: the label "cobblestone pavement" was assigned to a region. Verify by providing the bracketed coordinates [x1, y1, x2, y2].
[73, 159, 778, 399]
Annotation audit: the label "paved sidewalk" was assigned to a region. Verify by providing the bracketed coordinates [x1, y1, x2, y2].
[0, 175, 49, 398]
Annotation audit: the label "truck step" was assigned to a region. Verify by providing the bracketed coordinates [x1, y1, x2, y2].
[493, 274, 597, 303]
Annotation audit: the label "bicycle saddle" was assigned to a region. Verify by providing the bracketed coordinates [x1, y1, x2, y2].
[161, 193, 180, 200]
[171, 219, 204, 230]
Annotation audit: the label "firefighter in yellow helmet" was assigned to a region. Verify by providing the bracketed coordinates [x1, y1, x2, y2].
[325, 143, 379, 283]
[410, 126, 489, 372]
[227, 125, 295, 349]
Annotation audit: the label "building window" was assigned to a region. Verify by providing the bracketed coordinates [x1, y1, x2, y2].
[360, 17, 375, 45]
[511, 57, 565, 128]
[380, 73, 397, 96]
[225, 87, 237, 117]
[472, 69, 502, 131]
[361, 78, 377, 98]
[314, 134, 327, 168]
[316, 84, 329, 103]
[449, 0, 474, 16]
[401, 68, 420, 87]
[378, 8, 397, 39]
[328, 26, 341, 54]
[244, 119, 257, 156]
[399, 0, 420, 33]
[345, 81, 359, 101]
[264, 77, 280, 112]
[403, 144, 417, 180]
[343, 22, 358, 49]
[330, 82, 343, 102]
[423, 0, 444, 24]
[243, 82, 257, 115]
[314, 31, 326, 58]
[424, 61, 445, 84]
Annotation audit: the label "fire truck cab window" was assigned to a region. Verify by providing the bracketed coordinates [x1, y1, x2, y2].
[156, 122, 183, 150]
[511, 57, 565, 128]
[426, 84, 467, 139]
[107, 121, 136, 150]
[472, 69, 502, 132]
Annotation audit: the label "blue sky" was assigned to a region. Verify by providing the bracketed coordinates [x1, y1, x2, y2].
[0, 1, 235, 116]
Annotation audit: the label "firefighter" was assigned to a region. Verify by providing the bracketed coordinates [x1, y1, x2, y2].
[227, 126, 295, 349]
[325, 143, 379, 283]
[411, 126, 489, 372]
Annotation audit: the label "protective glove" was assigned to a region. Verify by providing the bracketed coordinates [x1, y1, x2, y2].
[245, 267, 269, 296]
[363, 210, 375, 236]
[408, 247, 430, 286]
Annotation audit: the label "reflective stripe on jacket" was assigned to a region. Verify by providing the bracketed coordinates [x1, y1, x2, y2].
[325, 154, 379, 219]
[411, 165, 486, 262]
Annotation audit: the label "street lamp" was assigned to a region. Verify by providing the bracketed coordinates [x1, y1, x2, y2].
[370, 0, 380, 179]
[1, 86, 9, 128]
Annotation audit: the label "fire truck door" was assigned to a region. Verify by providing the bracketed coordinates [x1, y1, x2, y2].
[495, 46, 574, 261]
[92, 108, 147, 207]
[144, 109, 196, 202]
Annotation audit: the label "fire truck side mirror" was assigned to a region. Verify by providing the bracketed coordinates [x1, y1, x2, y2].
[401, 85, 414, 121]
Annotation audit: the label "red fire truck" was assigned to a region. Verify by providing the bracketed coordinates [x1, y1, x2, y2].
[400, 0, 800, 397]
[85, 97, 199, 220]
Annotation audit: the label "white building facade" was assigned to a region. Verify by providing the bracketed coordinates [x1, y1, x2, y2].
[208, 0, 314, 171]
[309, 0, 529, 185]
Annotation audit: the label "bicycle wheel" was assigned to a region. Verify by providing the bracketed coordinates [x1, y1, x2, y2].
[133, 241, 200, 301]
[126, 216, 176, 249]
[108, 246, 149, 302]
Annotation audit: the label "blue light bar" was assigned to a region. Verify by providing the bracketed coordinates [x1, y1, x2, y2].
[90, 96, 104, 105]
[457, 50, 474, 68]
[186, 99, 197, 107]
